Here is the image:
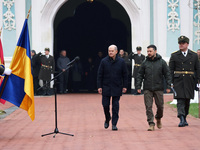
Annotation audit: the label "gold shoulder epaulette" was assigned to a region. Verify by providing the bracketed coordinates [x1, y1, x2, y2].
[190, 49, 197, 53]
[171, 50, 179, 54]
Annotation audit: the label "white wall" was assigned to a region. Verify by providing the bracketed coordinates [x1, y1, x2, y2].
[179, 0, 193, 50]
[32, 0, 43, 53]
[154, 0, 167, 57]
[15, 0, 26, 41]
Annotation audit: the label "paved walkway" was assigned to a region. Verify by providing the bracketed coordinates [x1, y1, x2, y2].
[0, 94, 200, 150]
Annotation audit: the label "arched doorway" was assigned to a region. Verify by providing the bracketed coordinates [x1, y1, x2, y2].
[53, 0, 132, 92]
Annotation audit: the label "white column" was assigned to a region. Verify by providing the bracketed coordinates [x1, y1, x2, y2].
[179, 0, 193, 50]
[139, 0, 151, 56]
[15, 0, 26, 40]
[0, 1, 2, 30]
[32, 0, 43, 53]
[154, 0, 167, 57]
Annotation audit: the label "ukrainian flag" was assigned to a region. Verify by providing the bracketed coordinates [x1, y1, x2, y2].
[0, 19, 35, 121]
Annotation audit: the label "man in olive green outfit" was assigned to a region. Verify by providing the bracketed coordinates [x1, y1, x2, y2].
[136, 45, 171, 131]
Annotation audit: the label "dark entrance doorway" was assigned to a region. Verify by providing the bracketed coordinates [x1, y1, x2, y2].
[54, 0, 131, 93]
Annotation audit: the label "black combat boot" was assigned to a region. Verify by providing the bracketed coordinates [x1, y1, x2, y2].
[184, 117, 189, 126]
[178, 115, 185, 127]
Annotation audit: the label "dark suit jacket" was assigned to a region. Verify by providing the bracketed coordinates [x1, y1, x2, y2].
[97, 55, 128, 96]
[31, 54, 41, 78]
[169, 49, 200, 99]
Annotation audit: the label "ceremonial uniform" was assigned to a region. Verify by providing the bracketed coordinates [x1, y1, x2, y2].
[169, 35, 200, 127]
[130, 54, 145, 78]
[38, 48, 55, 95]
[169, 50, 200, 99]
[129, 47, 145, 91]
[38, 55, 55, 81]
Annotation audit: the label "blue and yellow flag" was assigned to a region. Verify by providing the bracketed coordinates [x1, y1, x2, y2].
[0, 19, 35, 121]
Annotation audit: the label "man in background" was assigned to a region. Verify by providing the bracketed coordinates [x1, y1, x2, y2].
[57, 50, 70, 94]
[31, 50, 41, 95]
[197, 49, 200, 62]
[129, 46, 145, 94]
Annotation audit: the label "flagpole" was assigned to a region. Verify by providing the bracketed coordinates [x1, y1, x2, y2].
[0, 27, 2, 37]
[0, 26, 6, 99]
[0, 75, 8, 99]
[26, 6, 31, 19]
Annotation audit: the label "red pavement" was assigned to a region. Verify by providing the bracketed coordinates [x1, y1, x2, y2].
[0, 94, 200, 150]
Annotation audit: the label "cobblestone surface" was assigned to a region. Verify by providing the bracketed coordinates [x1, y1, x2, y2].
[0, 94, 200, 150]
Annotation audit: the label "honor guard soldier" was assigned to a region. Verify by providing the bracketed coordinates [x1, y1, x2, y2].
[129, 46, 145, 94]
[38, 48, 55, 95]
[169, 36, 200, 127]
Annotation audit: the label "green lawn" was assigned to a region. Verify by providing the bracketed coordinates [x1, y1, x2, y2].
[167, 101, 199, 118]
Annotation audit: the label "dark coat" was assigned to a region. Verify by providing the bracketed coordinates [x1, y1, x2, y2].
[31, 54, 41, 78]
[129, 53, 145, 78]
[57, 55, 70, 72]
[57, 55, 70, 71]
[0, 66, 4, 75]
[169, 49, 200, 99]
[136, 54, 171, 91]
[97, 55, 128, 96]
[38, 55, 55, 81]
[119, 55, 132, 76]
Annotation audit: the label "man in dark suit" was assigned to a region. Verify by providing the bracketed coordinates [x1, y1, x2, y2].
[129, 46, 145, 94]
[97, 44, 128, 131]
[57, 50, 70, 94]
[169, 35, 200, 127]
[38, 48, 55, 95]
[31, 50, 41, 95]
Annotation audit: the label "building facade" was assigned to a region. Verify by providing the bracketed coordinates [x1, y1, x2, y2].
[1, 0, 200, 87]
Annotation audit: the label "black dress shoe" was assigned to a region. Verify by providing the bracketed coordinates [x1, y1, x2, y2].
[134, 92, 138, 95]
[104, 118, 111, 129]
[104, 122, 109, 129]
[112, 125, 118, 131]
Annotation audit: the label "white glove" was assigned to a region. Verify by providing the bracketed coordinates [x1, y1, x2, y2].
[3, 68, 12, 75]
